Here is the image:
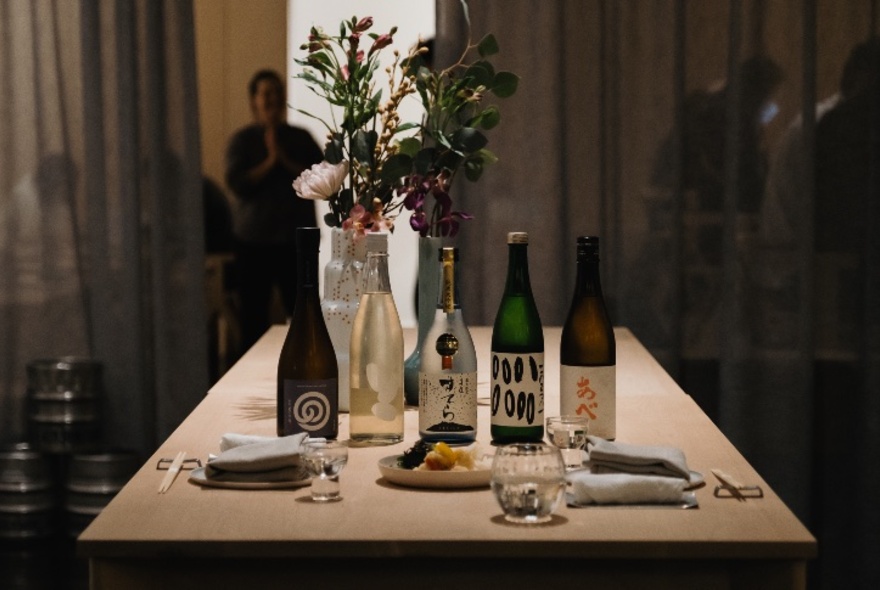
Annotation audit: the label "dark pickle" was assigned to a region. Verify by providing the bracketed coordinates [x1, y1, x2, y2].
[397, 439, 434, 469]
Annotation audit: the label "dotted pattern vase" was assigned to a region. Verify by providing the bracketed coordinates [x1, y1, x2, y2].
[322, 227, 366, 412]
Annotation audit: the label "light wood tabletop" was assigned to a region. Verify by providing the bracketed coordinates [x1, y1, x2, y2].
[78, 326, 816, 589]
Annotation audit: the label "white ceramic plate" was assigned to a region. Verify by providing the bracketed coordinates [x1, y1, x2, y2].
[188, 467, 311, 490]
[377, 455, 491, 489]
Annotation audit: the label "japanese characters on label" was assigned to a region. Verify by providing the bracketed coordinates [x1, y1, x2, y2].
[560, 365, 616, 439]
[418, 371, 478, 435]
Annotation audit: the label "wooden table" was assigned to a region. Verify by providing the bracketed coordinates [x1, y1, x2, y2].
[78, 327, 816, 589]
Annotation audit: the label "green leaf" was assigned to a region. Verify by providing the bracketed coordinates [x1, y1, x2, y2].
[397, 137, 422, 157]
[414, 147, 437, 175]
[352, 129, 377, 165]
[394, 122, 420, 135]
[492, 71, 519, 98]
[381, 154, 413, 183]
[437, 150, 463, 172]
[470, 105, 501, 130]
[464, 61, 495, 89]
[435, 132, 452, 149]
[477, 34, 499, 57]
[451, 127, 488, 153]
[308, 51, 334, 72]
[403, 53, 427, 77]
[477, 148, 499, 166]
[464, 157, 484, 182]
[298, 72, 333, 93]
[324, 212, 340, 228]
[295, 108, 334, 133]
[324, 135, 344, 164]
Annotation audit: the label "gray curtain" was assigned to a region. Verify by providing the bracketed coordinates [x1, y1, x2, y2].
[440, 1, 879, 587]
[0, 0, 207, 455]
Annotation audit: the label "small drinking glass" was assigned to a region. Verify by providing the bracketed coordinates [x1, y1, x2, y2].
[302, 440, 348, 502]
[490, 443, 566, 524]
[546, 415, 589, 471]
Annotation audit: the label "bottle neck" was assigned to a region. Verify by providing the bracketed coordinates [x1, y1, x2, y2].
[437, 256, 461, 314]
[364, 252, 392, 293]
[574, 251, 603, 298]
[297, 245, 321, 300]
[504, 243, 532, 295]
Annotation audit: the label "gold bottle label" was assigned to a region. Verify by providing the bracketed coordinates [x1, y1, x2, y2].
[441, 255, 455, 313]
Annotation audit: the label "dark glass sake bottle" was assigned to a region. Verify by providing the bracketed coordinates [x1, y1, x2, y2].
[490, 232, 544, 443]
[418, 247, 478, 443]
[559, 236, 616, 439]
[277, 227, 338, 439]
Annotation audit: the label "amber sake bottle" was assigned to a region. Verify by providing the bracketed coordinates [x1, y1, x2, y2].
[559, 236, 616, 439]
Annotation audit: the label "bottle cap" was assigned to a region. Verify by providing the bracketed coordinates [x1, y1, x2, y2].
[296, 227, 321, 252]
[577, 236, 599, 247]
[507, 232, 528, 245]
[576, 236, 600, 260]
[365, 231, 388, 254]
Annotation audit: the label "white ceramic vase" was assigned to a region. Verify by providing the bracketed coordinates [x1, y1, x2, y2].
[321, 227, 367, 412]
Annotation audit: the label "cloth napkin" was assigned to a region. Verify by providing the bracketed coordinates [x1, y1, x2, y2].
[566, 471, 686, 505]
[587, 436, 693, 481]
[196, 432, 314, 485]
[218, 433, 277, 452]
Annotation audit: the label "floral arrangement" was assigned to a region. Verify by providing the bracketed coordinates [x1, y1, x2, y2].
[293, 13, 517, 238]
[398, 32, 518, 236]
[292, 16, 418, 233]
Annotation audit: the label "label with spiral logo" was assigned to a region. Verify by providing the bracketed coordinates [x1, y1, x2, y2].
[282, 378, 338, 437]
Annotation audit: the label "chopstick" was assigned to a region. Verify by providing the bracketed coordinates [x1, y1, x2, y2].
[711, 468, 746, 501]
[159, 451, 186, 493]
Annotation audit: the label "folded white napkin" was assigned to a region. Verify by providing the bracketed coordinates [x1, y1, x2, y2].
[587, 436, 691, 480]
[218, 433, 276, 452]
[566, 471, 686, 505]
[202, 432, 314, 484]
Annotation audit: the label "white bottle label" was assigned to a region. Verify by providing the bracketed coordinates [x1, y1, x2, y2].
[559, 365, 616, 439]
[418, 371, 478, 436]
[490, 352, 544, 428]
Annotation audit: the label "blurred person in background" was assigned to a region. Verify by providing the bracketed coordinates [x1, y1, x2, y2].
[225, 69, 322, 351]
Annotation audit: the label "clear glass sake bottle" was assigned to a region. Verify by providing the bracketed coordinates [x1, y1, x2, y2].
[559, 236, 616, 439]
[277, 227, 338, 439]
[349, 232, 404, 444]
[418, 247, 478, 443]
[491, 232, 544, 443]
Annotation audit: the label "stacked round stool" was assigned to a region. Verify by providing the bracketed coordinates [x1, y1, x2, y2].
[64, 451, 139, 538]
[0, 443, 60, 589]
[26, 357, 103, 454]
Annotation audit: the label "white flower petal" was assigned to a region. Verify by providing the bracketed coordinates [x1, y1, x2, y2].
[293, 160, 349, 200]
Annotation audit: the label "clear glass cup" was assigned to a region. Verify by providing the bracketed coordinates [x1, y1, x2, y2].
[545, 415, 589, 471]
[490, 443, 566, 524]
[302, 440, 348, 502]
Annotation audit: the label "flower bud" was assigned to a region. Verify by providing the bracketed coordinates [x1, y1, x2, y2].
[369, 34, 392, 56]
[354, 16, 373, 32]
